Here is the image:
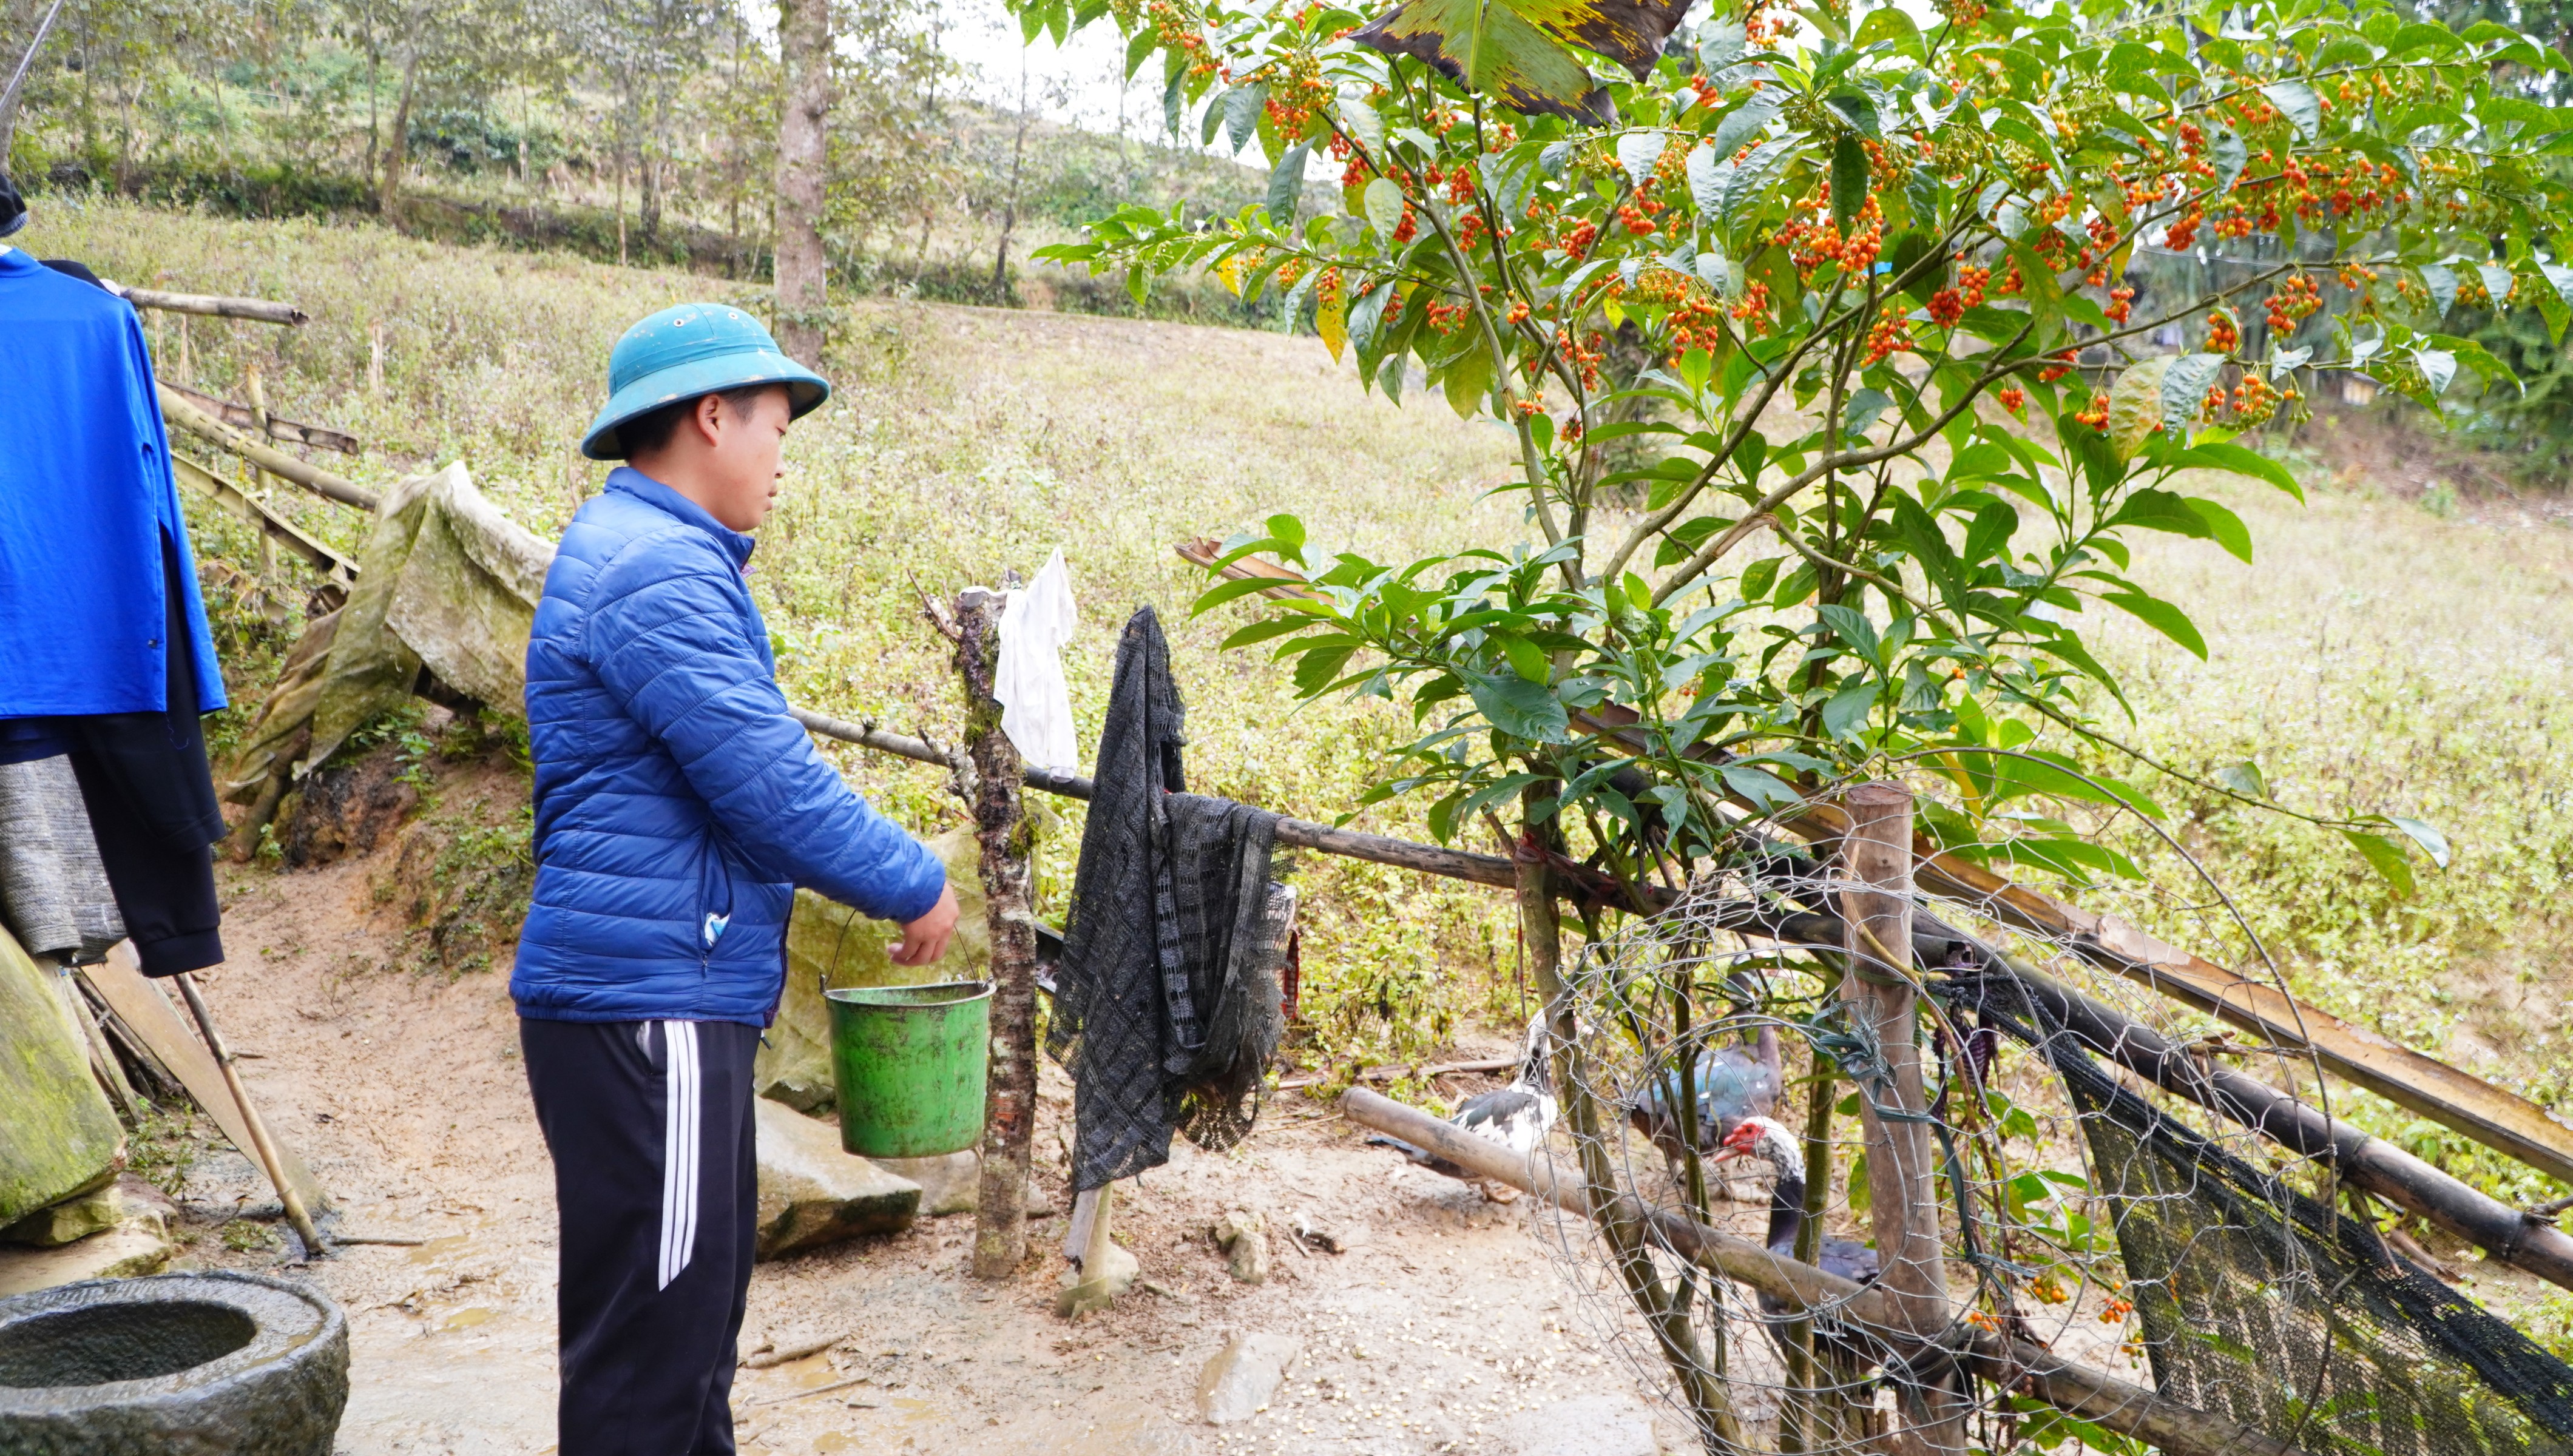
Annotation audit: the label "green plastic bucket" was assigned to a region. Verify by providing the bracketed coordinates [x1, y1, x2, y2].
[824, 980, 993, 1158]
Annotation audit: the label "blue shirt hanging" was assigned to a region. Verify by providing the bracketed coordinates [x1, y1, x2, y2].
[0, 247, 226, 716]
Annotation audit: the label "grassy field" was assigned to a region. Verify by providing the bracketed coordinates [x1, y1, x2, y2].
[19, 198, 2573, 1209]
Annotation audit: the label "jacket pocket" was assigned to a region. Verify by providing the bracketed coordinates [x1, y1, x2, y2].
[696, 837, 736, 967]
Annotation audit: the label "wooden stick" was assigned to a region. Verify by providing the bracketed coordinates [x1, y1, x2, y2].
[788, 706, 1516, 887]
[1840, 781, 1966, 1451]
[172, 456, 359, 578]
[1274, 1056, 1514, 1091]
[172, 972, 328, 1256]
[158, 385, 381, 511]
[160, 381, 362, 455]
[1339, 1088, 2310, 1456]
[120, 287, 309, 326]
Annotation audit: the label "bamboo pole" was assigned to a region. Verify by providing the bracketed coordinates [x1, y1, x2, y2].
[172, 972, 328, 1256]
[944, 587, 1043, 1280]
[158, 386, 382, 511]
[120, 287, 309, 326]
[1339, 1088, 2311, 1456]
[160, 380, 362, 455]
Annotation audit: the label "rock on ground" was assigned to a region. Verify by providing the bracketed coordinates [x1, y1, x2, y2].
[872, 1149, 979, 1216]
[0, 1179, 180, 1296]
[1212, 1210, 1268, 1284]
[1196, 1331, 1300, 1425]
[752, 1099, 919, 1258]
[0, 926, 122, 1227]
[1495, 1393, 1663, 1456]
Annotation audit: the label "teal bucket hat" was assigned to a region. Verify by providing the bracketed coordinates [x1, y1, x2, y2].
[580, 303, 831, 460]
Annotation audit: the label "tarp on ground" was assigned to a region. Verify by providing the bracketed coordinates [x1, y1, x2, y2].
[223, 462, 550, 800]
[0, 924, 123, 1227]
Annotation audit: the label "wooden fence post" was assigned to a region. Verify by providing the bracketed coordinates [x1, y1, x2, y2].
[948, 588, 1043, 1279]
[1839, 780, 1966, 1451]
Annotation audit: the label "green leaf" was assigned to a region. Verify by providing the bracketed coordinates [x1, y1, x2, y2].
[2108, 487, 2211, 540]
[1266, 513, 1307, 550]
[1816, 603, 1881, 658]
[1822, 678, 1878, 738]
[1851, 4, 1918, 53]
[1291, 641, 1358, 694]
[1831, 134, 1868, 237]
[1707, 95, 1780, 161]
[1220, 616, 1313, 652]
[1364, 177, 1407, 241]
[2262, 80, 2322, 143]
[1266, 143, 1310, 223]
[1442, 342, 1495, 419]
[2213, 761, 2268, 800]
[2158, 353, 2228, 435]
[1615, 129, 1668, 186]
[2386, 816, 2452, 869]
[2180, 440, 2305, 502]
[1225, 83, 1268, 154]
[2210, 126, 2247, 195]
[2341, 829, 2418, 897]
[1466, 670, 1569, 743]
[1500, 633, 1550, 684]
[2188, 496, 2253, 563]
[2101, 590, 2207, 659]
[1723, 139, 1800, 237]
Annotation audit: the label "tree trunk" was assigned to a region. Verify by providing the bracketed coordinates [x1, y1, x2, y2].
[1839, 781, 1967, 1454]
[990, 52, 1029, 299]
[773, 0, 831, 366]
[1513, 814, 1743, 1454]
[950, 589, 1042, 1280]
[379, 47, 420, 225]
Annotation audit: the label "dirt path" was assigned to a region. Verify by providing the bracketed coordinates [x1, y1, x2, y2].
[164, 847, 1697, 1455]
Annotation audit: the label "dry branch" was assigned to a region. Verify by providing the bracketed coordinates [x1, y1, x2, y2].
[1340, 1088, 2311, 1456]
[120, 286, 309, 326]
[159, 385, 381, 511]
[172, 456, 359, 579]
[161, 381, 362, 455]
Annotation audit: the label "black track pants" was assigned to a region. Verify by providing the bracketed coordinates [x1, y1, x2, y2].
[521, 1016, 762, 1456]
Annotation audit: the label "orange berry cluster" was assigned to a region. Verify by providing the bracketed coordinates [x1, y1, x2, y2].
[1997, 385, 2026, 415]
[1421, 298, 1472, 335]
[1556, 328, 1606, 391]
[1455, 213, 1486, 251]
[1504, 299, 1530, 325]
[1929, 255, 1993, 331]
[2030, 1273, 2069, 1305]
[1862, 314, 1912, 366]
[1559, 220, 1598, 260]
[2205, 309, 2239, 354]
[2074, 391, 2112, 429]
[1729, 280, 1773, 327]
[2037, 349, 2077, 383]
[2100, 1298, 2135, 1323]
[1778, 194, 1885, 280]
[2103, 286, 2135, 325]
[1742, 0, 1796, 45]
[2228, 372, 2293, 425]
[2264, 274, 2322, 333]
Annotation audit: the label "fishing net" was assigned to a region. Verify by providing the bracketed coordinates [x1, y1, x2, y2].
[1964, 971, 2573, 1456]
[1047, 608, 1293, 1190]
[1520, 839, 2573, 1455]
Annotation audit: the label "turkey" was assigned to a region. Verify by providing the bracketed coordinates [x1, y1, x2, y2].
[1365, 1017, 1557, 1202]
[1626, 1023, 1782, 1181]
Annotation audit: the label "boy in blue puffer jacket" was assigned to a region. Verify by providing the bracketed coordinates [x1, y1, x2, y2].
[513, 303, 958, 1456]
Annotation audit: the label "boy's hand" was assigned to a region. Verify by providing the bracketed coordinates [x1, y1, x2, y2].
[890, 884, 961, 966]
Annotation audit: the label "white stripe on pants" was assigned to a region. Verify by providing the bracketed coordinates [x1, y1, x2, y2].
[656, 1019, 701, 1290]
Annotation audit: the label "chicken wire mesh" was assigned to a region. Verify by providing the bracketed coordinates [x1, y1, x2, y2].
[1518, 843, 2573, 1456]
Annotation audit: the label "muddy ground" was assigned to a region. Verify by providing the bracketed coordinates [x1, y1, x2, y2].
[160, 840, 1723, 1455]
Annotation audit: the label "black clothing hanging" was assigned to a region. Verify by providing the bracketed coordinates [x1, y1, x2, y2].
[1047, 607, 1292, 1191]
[56, 536, 227, 976]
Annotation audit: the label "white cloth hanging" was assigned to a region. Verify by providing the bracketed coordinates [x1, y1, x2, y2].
[995, 548, 1080, 775]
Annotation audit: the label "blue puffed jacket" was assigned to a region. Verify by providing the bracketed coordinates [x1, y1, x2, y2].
[510, 467, 945, 1025]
